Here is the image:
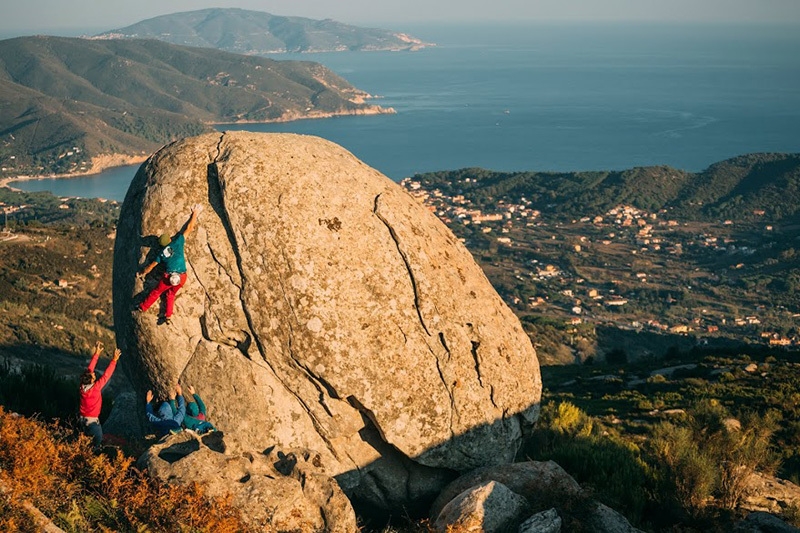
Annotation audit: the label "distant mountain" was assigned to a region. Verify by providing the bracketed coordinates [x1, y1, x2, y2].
[412, 152, 800, 223]
[0, 36, 393, 176]
[93, 8, 434, 54]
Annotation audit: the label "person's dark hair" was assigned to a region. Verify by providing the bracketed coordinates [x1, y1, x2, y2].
[80, 370, 95, 386]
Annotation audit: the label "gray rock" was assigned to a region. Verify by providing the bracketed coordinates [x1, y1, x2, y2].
[139, 431, 358, 532]
[113, 131, 542, 509]
[588, 502, 644, 533]
[519, 508, 561, 533]
[102, 391, 143, 438]
[431, 461, 642, 533]
[433, 480, 529, 533]
[431, 461, 582, 519]
[733, 511, 800, 533]
[743, 472, 800, 515]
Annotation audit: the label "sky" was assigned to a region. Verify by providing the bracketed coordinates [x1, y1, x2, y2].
[2, 0, 800, 38]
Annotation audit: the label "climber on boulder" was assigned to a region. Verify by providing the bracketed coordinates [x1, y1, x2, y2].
[135, 204, 202, 325]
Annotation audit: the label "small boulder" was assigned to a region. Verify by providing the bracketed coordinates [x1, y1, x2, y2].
[519, 508, 562, 533]
[431, 461, 643, 533]
[733, 511, 800, 533]
[430, 460, 582, 519]
[433, 480, 529, 533]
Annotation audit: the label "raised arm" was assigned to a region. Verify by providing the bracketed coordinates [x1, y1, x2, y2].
[195, 394, 207, 416]
[86, 341, 103, 372]
[145, 390, 160, 422]
[94, 348, 121, 389]
[181, 204, 203, 236]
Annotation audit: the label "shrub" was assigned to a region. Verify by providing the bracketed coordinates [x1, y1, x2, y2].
[645, 400, 779, 516]
[649, 422, 717, 514]
[548, 401, 594, 437]
[0, 407, 253, 532]
[525, 402, 652, 524]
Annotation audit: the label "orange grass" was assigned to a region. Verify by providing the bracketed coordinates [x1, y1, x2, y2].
[0, 407, 254, 532]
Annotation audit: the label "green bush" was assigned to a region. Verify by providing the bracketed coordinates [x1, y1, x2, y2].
[525, 402, 652, 524]
[649, 422, 717, 514]
[645, 400, 778, 514]
[549, 401, 594, 437]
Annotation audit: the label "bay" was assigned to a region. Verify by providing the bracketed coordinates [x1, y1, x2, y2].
[13, 22, 800, 201]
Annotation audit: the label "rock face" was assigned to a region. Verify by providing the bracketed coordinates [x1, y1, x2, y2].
[139, 431, 358, 532]
[112, 131, 541, 509]
[743, 472, 800, 515]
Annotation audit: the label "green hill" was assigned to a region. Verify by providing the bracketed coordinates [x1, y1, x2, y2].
[94, 8, 433, 54]
[0, 36, 392, 176]
[413, 152, 800, 223]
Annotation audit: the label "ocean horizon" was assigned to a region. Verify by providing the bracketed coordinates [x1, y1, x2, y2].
[12, 22, 800, 201]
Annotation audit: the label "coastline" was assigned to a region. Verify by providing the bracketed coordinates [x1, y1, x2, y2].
[209, 104, 396, 126]
[0, 153, 148, 192]
[1, 106, 394, 192]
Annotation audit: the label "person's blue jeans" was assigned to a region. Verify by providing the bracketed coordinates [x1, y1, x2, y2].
[84, 421, 103, 449]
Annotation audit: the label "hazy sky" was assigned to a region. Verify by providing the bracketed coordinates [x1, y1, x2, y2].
[3, 0, 800, 37]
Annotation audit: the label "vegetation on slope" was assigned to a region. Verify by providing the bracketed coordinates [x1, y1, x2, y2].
[0, 189, 118, 371]
[407, 153, 800, 364]
[0, 36, 391, 176]
[415, 152, 800, 223]
[0, 406, 253, 532]
[524, 348, 800, 531]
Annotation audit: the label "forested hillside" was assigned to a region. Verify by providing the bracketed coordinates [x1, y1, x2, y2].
[0, 36, 391, 176]
[417, 152, 800, 223]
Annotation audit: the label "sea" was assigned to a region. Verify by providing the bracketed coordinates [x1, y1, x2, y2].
[13, 22, 800, 201]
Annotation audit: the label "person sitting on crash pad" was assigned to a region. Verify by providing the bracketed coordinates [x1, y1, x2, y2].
[182, 384, 217, 434]
[145, 383, 186, 438]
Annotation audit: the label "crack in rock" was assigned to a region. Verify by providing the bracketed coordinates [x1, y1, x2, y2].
[470, 340, 485, 389]
[373, 194, 430, 336]
[206, 160, 267, 364]
[204, 156, 342, 461]
[429, 346, 456, 439]
[438, 332, 451, 361]
[277, 248, 300, 323]
[271, 249, 345, 430]
[205, 241, 242, 291]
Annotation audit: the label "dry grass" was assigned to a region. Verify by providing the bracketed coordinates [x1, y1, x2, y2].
[0, 406, 254, 532]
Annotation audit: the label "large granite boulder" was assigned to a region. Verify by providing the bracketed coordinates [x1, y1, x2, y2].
[112, 131, 541, 509]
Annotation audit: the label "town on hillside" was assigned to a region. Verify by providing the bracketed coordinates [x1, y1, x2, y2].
[401, 176, 800, 362]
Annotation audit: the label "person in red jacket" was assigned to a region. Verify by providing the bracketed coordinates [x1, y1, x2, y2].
[78, 341, 121, 451]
